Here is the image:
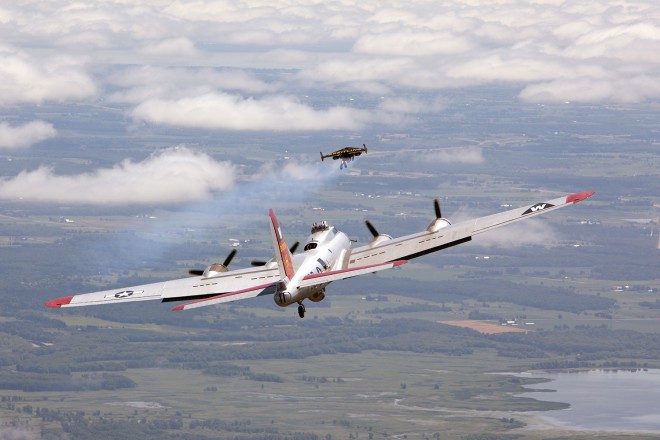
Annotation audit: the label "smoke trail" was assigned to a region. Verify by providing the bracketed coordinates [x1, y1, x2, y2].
[76, 155, 341, 277]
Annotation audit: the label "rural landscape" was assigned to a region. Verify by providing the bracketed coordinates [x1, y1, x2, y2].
[2, 84, 660, 439]
[2, 1, 660, 439]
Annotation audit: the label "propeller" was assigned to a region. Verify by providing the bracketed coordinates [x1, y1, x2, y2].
[365, 220, 379, 238]
[289, 241, 300, 254]
[427, 198, 451, 232]
[188, 249, 237, 276]
[222, 248, 237, 266]
[364, 220, 391, 246]
[434, 198, 442, 219]
[251, 242, 300, 267]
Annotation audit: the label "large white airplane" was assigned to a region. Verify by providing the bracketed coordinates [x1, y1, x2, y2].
[46, 191, 595, 318]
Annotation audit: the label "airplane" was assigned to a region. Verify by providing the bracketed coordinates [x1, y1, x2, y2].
[45, 191, 595, 318]
[320, 144, 367, 169]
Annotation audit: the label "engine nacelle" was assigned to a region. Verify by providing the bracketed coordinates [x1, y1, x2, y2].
[274, 291, 293, 307]
[427, 218, 451, 233]
[308, 289, 325, 303]
[370, 234, 392, 247]
[203, 263, 229, 278]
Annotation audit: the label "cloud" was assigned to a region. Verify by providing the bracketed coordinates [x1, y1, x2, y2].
[353, 30, 474, 56]
[131, 92, 369, 131]
[450, 210, 559, 248]
[0, 121, 57, 149]
[416, 147, 484, 164]
[106, 66, 276, 104]
[473, 218, 559, 248]
[519, 75, 660, 103]
[140, 37, 201, 57]
[0, 147, 236, 205]
[4, 0, 660, 110]
[0, 45, 96, 106]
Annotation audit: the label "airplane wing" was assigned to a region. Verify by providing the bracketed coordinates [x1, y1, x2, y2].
[171, 282, 277, 311]
[347, 191, 595, 268]
[171, 261, 407, 311]
[45, 265, 281, 308]
[298, 260, 407, 289]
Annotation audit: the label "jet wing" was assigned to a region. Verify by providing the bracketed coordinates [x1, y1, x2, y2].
[46, 265, 281, 308]
[347, 191, 595, 268]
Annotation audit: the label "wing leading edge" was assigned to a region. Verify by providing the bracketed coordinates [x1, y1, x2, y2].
[347, 191, 595, 268]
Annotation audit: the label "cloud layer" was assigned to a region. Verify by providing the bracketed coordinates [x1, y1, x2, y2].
[0, 45, 96, 106]
[2, 0, 659, 115]
[131, 93, 369, 131]
[0, 148, 235, 205]
[2, 0, 660, 206]
[0, 121, 57, 149]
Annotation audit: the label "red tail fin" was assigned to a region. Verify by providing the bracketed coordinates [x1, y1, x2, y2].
[268, 209, 295, 281]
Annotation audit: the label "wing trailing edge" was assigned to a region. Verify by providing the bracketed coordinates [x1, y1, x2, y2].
[172, 282, 277, 311]
[298, 260, 407, 289]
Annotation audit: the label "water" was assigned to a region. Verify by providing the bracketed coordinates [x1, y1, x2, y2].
[519, 369, 660, 432]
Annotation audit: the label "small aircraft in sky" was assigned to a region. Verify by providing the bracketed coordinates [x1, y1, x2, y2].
[46, 191, 595, 318]
[320, 144, 367, 169]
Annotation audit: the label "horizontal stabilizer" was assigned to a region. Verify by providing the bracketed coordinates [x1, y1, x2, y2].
[172, 282, 276, 311]
[298, 260, 407, 289]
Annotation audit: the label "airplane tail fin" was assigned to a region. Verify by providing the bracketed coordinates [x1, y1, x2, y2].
[320, 152, 324, 161]
[363, 144, 367, 154]
[268, 209, 295, 283]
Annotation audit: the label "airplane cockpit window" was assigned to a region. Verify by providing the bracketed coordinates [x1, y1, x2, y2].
[304, 242, 318, 251]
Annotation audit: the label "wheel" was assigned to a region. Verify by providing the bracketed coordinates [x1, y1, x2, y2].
[297, 304, 305, 318]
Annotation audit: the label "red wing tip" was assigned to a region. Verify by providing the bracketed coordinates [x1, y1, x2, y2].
[171, 304, 185, 311]
[392, 260, 408, 267]
[45, 296, 74, 308]
[566, 191, 595, 204]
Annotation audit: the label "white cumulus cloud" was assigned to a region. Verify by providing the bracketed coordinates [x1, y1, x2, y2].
[106, 66, 276, 104]
[3, 0, 660, 111]
[0, 45, 96, 106]
[0, 121, 57, 149]
[131, 92, 369, 131]
[140, 37, 201, 57]
[0, 147, 236, 205]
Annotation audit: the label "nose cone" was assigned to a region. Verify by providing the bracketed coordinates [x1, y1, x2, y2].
[45, 296, 74, 308]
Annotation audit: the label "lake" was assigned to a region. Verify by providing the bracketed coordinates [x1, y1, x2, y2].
[519, 369, 660, 432]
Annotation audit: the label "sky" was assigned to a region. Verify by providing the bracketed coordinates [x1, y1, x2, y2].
[1, 0, 659, 204]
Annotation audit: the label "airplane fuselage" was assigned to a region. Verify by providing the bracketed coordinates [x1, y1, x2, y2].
[274, 225, 350, 307]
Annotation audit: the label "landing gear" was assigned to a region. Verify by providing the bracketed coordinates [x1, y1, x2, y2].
[297, 302, 306, 319]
